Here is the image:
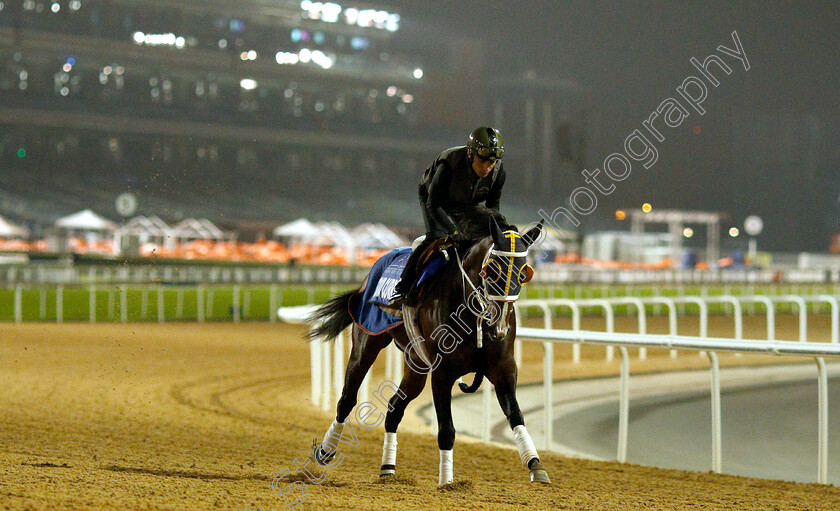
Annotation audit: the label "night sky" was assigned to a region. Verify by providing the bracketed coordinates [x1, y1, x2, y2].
[379, 1, 840, 251]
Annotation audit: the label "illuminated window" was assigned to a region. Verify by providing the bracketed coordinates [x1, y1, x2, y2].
[102, 137, 123, 163]
[350, 36, 369, 50]
[149, 75, 173, 104]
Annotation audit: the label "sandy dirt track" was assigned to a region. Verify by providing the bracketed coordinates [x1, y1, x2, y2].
[2, 318, 840, 510]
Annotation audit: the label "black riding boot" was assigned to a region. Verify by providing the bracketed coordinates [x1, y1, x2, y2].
[389, 241, 430, 307]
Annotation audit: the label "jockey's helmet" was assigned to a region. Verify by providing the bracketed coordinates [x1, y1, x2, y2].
[468, 127, 504, 161]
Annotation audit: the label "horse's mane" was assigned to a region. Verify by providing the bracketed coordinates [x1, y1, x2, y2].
[423, 206, 515, 300]
[448, 205, 517, 242]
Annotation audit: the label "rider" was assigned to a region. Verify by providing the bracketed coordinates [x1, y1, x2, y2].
[389, 126, 507, 308]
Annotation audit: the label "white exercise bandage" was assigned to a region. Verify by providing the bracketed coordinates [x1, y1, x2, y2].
[438, 449, 453, 486]
[513, 425, 539, 466]
[321, 420, 344, 455]
[381, 432, 397, 469]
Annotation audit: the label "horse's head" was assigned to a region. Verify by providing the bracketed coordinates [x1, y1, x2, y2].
[482, 217, 542, 301]
[477, 217, 543, 339]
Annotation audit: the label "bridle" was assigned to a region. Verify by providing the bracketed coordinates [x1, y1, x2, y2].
[453, 232, 534, 348]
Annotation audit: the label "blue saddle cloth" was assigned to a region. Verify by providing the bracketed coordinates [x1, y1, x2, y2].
[348, 246, 451, 335]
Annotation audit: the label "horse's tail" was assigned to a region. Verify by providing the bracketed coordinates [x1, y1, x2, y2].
[305, 289, 356, 342]
[458, 371, 484, 393]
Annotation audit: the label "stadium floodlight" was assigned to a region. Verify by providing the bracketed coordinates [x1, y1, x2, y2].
[239, 79, 258, 91]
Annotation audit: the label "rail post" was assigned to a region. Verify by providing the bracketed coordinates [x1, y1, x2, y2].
[197, 285, 205, 323]
[543, 341, 554, 450]
[56, 285, 63, 323]
[816, 356, 828, 484]
[121, 286, 128, 323]
[232, 285, 240, 323]
[14, 285, 22, 323]
[617, 346, 630, 463]
[89, 285, 96, 323]
[321, 339, 331, 411]
[157, 286, 165, 323]
[709, 351, 722, 473]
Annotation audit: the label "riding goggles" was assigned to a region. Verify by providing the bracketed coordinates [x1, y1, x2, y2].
[474, 146, 504, 161]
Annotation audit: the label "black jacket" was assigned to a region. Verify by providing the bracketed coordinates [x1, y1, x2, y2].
[418, 146, 506, 235]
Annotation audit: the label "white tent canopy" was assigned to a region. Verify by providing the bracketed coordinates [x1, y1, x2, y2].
[120, 215, 170, 237]
[352, 223, 409, 249]
[273, 218, 320, 240]
[0, 215, 28, 238]
[118, 215, 172, 249]
[313, 221, 354, 248]
[272, 218, 409, 264]
[170, 218, 225, 241]
[55, 209, 117, 231]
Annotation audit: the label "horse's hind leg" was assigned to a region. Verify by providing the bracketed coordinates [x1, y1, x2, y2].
[313, 326, 390, 465]
[379, 365, 427, 477]
[487, 359, 551, 484]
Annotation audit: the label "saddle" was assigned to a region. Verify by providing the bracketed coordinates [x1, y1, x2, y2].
[378, 237, 455, 316]
[348, 240, 456, 333]
[418, 237, 453, 268]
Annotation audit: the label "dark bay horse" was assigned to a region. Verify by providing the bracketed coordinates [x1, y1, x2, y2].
[305, 215, 549, 486]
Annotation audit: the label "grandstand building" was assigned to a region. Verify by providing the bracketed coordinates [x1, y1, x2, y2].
[0, 0, 584, 238]
[0, 1, 440, 228]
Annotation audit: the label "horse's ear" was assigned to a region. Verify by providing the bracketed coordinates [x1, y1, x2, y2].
[520, 219, 544, 247]
[489, 216, 504, 244]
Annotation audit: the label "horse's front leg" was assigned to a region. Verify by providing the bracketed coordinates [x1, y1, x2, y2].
[431, 371, 457, 486]
[487, 357, 551, 484]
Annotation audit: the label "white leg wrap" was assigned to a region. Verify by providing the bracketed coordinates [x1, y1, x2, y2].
[321, 420, 344, 455]
[513, 425, 539, 466]
[438, 449, 454, 486]
[381, 432, 397, 467]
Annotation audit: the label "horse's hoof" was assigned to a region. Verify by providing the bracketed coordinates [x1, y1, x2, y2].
[530, 469, 550, 484]
[380, 464, 396, 477]
[311, 442, 335, 466]
[528, 460, 551, 484]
